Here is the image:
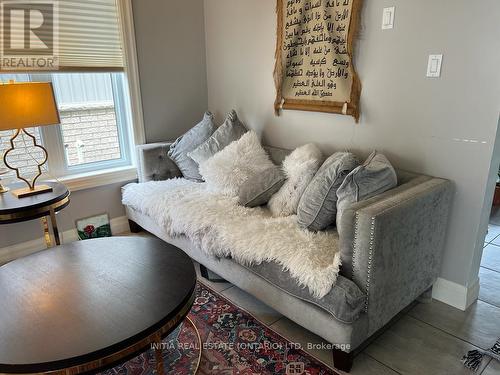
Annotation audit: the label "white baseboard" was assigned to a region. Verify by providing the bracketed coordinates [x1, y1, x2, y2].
[432, 276, 480, 310]
[0, 216, 130, 265]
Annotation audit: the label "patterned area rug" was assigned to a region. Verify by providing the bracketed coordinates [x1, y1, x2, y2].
[101, 281, 337, 374]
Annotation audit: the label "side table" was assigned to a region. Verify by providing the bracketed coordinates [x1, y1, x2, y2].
[0, 181, 70, 247]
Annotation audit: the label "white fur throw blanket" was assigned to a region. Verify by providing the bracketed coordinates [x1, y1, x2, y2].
[122, 179, 341, 298]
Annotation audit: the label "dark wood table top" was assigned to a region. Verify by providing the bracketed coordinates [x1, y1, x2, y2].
[0, 182, 70, 223]
[0, 236, 196, 374]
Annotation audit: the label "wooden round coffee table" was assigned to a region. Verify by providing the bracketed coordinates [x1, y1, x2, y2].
[0, 237, 197, 375]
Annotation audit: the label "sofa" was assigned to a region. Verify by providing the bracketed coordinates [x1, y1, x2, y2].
[123, 141, 453, 372]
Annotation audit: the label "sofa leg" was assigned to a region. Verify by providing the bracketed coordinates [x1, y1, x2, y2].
[128, 219, 143, 233]
[332, 348, 353, 373]
[199, 264, 226, 282]
[417, 285, 433, 304]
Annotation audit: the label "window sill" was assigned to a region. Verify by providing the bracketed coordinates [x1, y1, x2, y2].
[55, 166, 137, 192]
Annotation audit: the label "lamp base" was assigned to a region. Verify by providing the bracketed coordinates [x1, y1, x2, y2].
[0, 185, 9, 194]
[11, 184, 53, 198]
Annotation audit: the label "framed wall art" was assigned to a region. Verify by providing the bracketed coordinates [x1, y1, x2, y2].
[274, 0, 363, 121]
[76, 213, 112, 240]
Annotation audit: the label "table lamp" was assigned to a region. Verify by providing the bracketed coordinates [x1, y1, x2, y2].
[0, 81, 60, 198]
[0, 168, 8, 193]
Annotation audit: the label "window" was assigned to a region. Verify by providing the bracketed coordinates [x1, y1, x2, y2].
[0, 0, 144, 186]
[0, 72, 133, 178]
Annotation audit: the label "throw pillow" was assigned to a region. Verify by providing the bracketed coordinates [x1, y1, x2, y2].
[188, 109, 247, 165]
[336, 151, 397, 225]
[297, 152, 359, 231]
[167, 111, 216, 181]
[238, 166, 286, 207]
[199, 131, 275, 196]
[268, 143, 323, 217]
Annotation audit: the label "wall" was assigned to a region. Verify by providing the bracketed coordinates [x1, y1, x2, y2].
[132, 0, 208, 143]
[204, 0, 500, 304]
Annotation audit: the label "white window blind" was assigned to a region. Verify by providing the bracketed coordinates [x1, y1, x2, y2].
[0, 0, 124, 72]
[57, 0, 124, 71]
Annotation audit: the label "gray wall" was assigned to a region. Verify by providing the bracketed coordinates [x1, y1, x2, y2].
[132, 0, 208, 143]
[204, 0, 500, 289]
[0, 182, 128, 248]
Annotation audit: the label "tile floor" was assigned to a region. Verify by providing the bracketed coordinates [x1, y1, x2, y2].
[127, 231, 500, 374]
[191, 233, 500, 375]
[192, 262, 500, 375]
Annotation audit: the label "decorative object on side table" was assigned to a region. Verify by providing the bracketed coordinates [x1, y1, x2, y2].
[76, 213, 112, 240]
[0, 81, 61, 198]
[0, 169, 9, 194]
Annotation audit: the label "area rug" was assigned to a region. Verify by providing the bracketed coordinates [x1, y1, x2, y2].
[101, 281, 337, 374]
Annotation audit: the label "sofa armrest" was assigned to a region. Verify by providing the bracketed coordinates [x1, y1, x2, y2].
[340, 177, 453, 335]
[136, 142, 182, 183]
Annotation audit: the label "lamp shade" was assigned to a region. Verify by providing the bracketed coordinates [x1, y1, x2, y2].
[0, 82, 60, 131]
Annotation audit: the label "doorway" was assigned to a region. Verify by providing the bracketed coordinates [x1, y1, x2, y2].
[481, 179, 500, 309]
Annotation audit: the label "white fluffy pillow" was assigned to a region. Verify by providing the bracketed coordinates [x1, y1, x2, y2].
[199, 131, 275, 196]
[268, 143, 323, 217]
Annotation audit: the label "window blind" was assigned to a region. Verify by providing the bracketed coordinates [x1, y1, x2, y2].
[1, 0, 124, 72]
[57, 0, 124, 71]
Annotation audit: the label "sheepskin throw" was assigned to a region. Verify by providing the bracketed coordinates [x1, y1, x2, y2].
[199, 131, 276, 196]
[122, 179, 341, 298]
[268, 143, 323, 217]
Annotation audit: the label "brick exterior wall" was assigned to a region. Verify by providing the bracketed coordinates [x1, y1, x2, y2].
[60, 103, 121, 167]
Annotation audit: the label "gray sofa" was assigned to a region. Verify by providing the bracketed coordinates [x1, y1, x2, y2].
[123, 142, 453, 372]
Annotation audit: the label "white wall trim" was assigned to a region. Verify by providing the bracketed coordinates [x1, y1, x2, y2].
[0, 216, 130, 266]
[432, 276, 480, 311]
[117, 0, 146, 147]
[57, 166, 137, 192]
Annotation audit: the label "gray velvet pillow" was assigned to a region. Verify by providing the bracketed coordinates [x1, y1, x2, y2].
[167, 111, 215, 181]
[188, 110, 247, 165]
[297, 152, 359, 231]
[336, 151, 397, 225]
[238, 167, 286, 207]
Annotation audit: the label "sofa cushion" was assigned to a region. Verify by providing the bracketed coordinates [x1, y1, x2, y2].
[238, 166, 286, 207]
[244, 261, 366, 323]
[263, 145, 291, 165]
[188, 110, 247, 165]
[268, 143, 323, 217]
[336, 151, 397, 226]
[298, 152, 359, 231]
[167, 111, 216, 181]
[199, 131, 276, 196]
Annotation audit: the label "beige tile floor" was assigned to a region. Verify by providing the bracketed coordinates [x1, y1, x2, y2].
[130, 230, 500, 374]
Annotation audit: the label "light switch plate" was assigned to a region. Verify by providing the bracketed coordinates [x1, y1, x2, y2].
[382, 7, 395, 29]
[426, 54, 443, 78]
